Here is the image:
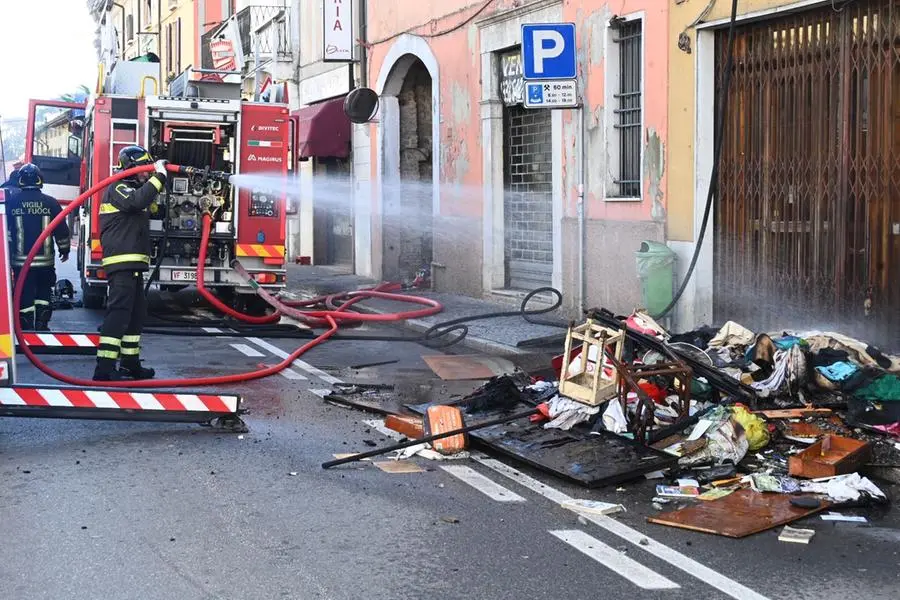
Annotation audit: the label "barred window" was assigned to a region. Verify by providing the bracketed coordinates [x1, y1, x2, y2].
[613, 19, 642, 198]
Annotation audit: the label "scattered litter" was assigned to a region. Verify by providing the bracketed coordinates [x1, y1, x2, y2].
[373, 461, 425, 474]
[332, 453, 371, 461]
[440, 516, 460, 524]
[779, 526, 816, 544]
[820, 512, 868, 523]
[698, 488, 735, 502]
[561, 499, 626, 516]
[656, 484, 700, 499]
[237, 435, 244, 440]
[422, 354, 517, 381]
[799, 473, 886, 503]
[288, 472, 298, 476]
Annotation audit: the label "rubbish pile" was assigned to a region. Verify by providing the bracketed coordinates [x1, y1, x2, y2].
[318, 307, 899, 541]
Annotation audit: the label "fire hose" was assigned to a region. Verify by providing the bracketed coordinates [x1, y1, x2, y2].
[12, 164, 444, 388]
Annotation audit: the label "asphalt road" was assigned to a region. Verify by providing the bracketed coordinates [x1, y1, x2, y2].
[1, 278, 899, 599]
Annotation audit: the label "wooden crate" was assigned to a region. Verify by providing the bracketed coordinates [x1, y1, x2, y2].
[558, 318, 624, 406]
[788, 435, 872, 479]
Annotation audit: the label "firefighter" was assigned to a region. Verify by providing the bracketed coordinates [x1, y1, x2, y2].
[7, 164, 70, 331]
[1, 168, 21, 193]
[93, 146, 168, 381]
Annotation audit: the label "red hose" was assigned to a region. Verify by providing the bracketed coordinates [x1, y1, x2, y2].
[197, 214, 279, 324]
[12, 164, 443, 389]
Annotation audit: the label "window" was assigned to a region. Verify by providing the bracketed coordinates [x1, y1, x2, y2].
[176, 18, 182, 75]
[126, 14, 134, 42]
[166, 22, 173, 72]
[144, 0, 152, 27]
[611, 18, 642, 199]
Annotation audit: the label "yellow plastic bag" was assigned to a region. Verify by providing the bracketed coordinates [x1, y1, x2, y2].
[731, 405, 770, 451]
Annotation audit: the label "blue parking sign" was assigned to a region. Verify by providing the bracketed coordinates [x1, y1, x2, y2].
[527, 83, 544, 105]
[521, 23, 577, 80]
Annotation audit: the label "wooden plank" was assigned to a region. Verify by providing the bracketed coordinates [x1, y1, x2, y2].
[754, 408, 833, 419]
[647, 489, 830, 538]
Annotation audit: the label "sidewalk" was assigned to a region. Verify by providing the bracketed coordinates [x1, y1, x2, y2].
[284, 265, 566, 356]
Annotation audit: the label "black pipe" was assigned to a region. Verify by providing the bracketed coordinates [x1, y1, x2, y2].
[654, 0, 740, 319]
[322, 408, 540, 469]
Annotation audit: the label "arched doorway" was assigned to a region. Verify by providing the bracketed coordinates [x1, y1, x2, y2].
[380, 57, 434, 282]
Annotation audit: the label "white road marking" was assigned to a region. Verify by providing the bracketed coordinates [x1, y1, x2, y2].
[230, 343, 265, 358]
[245, 337, 344, 384]
[475, 457, 770, 600]
[309, 389, 333, 399]
[202, 327, 223, 334]
[441, 465, 526, 503]
[280, 368, 308, 380]
[550, 530, 679, 590]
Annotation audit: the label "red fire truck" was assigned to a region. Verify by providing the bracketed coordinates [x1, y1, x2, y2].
[24, 63, 292, 309]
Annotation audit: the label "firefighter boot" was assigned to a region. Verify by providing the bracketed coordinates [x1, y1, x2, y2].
[18, 311, 34, 332]
[93, 357, 125, 382]
[119, 359, 156, 380]
[34, 305, 52, 332]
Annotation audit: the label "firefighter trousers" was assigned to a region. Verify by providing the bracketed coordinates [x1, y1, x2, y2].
[96, 270, 147, 373]
[13, 267, 55, 331]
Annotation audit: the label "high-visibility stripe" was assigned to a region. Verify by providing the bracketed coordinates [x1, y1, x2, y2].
[99, 203, 120, 214]
[122, 335, 140, 343]
[97, 350, 119, 359]
[149, 175, 163, 192]
[120, 347, 140, 356]
[34, 300, 49, 306]
[0, 334, 12, 359]
[19, 306, 35, 314]
[102, 253, 150, 266]
[100, 336, 121, 347]
[0, 387, 240, 414]
[235, 244, 285, 258]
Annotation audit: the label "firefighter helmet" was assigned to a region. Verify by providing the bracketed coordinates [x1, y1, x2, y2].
[17, 164, 43, 190]
[0, 169, 19, 189]
[117, 146, 155, 171]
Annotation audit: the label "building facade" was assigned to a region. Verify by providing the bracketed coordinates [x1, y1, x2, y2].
[363, 0, 670, 317]
[669, 0, 900, 343]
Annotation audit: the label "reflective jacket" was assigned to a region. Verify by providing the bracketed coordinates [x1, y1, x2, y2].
[7, 189, 70, 269]
[99, 174, 165, 274]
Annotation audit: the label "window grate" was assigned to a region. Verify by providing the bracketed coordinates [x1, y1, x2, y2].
[613, 20, 642, 198]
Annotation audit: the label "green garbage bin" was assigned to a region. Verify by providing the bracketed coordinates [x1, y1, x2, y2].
[635, 240, 676, 316]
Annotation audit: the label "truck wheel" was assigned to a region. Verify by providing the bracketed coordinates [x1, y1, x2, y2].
[82, 282, 106, 310]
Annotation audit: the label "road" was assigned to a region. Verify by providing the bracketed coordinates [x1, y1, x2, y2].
[1, 273, 899, 599]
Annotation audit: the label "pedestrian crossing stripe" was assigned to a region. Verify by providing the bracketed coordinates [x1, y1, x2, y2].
[236, 244, 285, 258]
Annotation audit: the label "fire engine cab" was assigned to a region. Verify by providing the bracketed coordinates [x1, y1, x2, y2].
[24, 61, 292, 309]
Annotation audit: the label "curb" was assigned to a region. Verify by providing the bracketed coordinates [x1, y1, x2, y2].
[288, 288, 532, 357]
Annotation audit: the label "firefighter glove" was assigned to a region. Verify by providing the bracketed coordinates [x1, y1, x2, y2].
[154, 160, 169, 177]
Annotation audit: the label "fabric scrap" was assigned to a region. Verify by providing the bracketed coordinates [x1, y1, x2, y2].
[800, 473, 886, 503]
[815, 361, 859, 383]
[708, 321, 756, 348]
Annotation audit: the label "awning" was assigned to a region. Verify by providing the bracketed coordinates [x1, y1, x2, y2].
[294, 96, 351, 159]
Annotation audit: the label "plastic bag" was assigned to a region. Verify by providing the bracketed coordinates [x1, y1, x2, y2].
[731, 405, 770, 451]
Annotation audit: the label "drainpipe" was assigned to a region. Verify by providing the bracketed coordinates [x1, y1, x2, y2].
[359, 0, 368, 88]
[290, 0, 301, 86]
[577, 105, 586, 313]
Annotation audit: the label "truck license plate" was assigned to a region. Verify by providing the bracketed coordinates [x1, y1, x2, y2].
[171, 270, 198, 282]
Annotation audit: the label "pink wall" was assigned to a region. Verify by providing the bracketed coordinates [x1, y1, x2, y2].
[366, 0, 669, 223]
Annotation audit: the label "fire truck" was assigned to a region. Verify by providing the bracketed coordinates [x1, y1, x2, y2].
[24, 61, 292, 310]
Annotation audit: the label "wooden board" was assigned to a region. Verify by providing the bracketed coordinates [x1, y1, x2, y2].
[422, 354, 517, 381]
[754, 408, 833, 419]
[647, 489, 829, 538]
[408, 400, 678, 488]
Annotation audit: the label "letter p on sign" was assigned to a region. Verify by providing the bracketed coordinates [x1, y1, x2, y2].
[521, 23, 577, 80]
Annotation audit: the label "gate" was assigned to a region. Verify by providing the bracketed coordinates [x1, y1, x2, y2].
[715, 0, 900, 344]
